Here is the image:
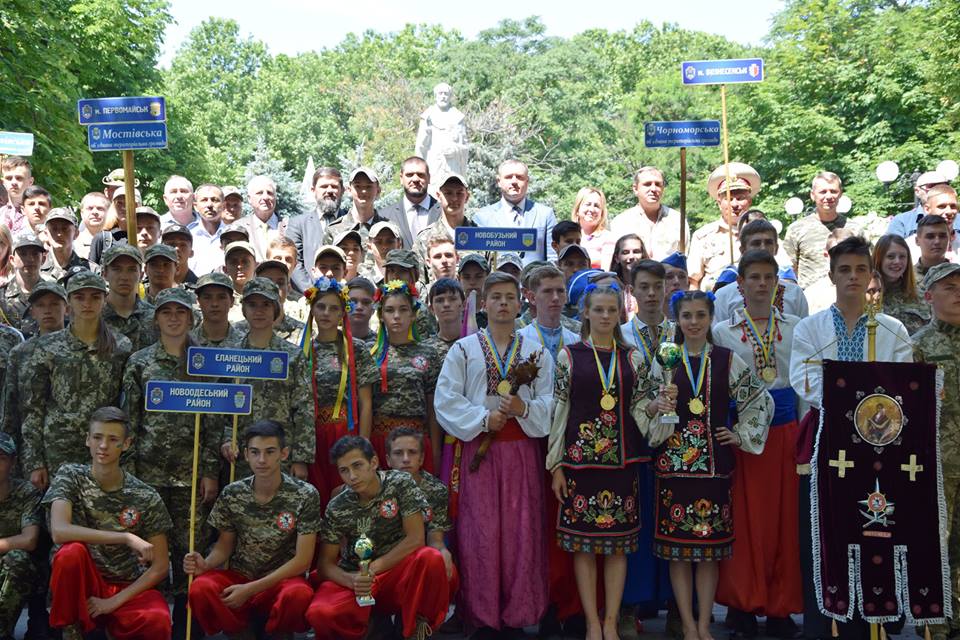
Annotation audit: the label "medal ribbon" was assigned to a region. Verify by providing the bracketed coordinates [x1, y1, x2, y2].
[682, 344, 708, 400]
[742, 309, 777, 368]
[481, 328, 519, 384]
[532, 322, 563, 351]
[631, 319, 661, 365]
[590, 341, 617, 397]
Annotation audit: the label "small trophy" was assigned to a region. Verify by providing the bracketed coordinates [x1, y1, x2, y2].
[354, 531, 376, 607]
[656, 342, 682, 425]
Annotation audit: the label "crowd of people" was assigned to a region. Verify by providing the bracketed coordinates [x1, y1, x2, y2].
[0, 151, 958, 640]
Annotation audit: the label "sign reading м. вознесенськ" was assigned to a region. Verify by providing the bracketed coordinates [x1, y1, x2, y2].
[681, 59, 764, 85]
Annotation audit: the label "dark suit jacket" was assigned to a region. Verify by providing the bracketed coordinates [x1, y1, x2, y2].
[285, 207, 343, 293]
[379, 196, 441, 249]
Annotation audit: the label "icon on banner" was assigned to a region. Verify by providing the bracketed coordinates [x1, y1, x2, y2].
[81, 105, 93, 120]
[522, 233, 534, 248]
[684, 65, 696, 81]
[270, 357, 283, 374]
[91, 127, 101, 140]
[457, 231, 468, 246]
[645, 123, 656, 137]
[854, 394, 903, 447]
[150, 386, 163, 406]
[859, 478, 895, 528]
[234, 391, 246, 409]
[191, 352, 205, 371]
[749, 63, 760, 78]
[149, 101, 162, 117]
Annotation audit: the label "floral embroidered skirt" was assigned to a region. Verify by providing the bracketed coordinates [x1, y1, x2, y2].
[556, 464, 640, 555]
[653, 474, 733, 561]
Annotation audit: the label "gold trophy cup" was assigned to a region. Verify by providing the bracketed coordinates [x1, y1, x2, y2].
[354, 532, 376, 607]
[656, 342, 683, 425]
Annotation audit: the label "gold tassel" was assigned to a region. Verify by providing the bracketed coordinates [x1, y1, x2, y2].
[881, 627, 887, 640]
[832, 620, 839, 638]
[805, 362, 810, 393]
[925, 625, 932, 640]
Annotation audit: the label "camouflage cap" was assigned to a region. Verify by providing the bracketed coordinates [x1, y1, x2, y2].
[144, 243, 179, 264]
[102, 242, 143, 267]
[384, 249, 419, 270]
[224, 241, 256, 259]
[161, 223, 192, 240]
[369, 221, 402, 239]
[222, 186, 242, 199]
[496, 252, 523, 272]
[13, 232, 45, 252]
[102, 168, 139, 188]
[255, 259, 289, 276]
[65, 270, 108, 295]
[195, 271, 234, 293]
[241, 276, 281, 303]
[458, 253, 489, 274]
[153, 287, 197, 314]
[27, 280, 68, 305]
[333, 229, 363, 247]
[922, 262, 960, 290]
[221, 223, 249, 240]
[0, 432, 15, 455]
[520, 260, 551, 287]
[45, 207, 78, 227]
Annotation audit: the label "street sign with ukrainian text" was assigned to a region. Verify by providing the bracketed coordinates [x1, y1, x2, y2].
[0, 132, 34, 156]
[644, 120, 721, 148]
[78, 96, 166, 125]
[187, 346, 289, 380]
[681, 59, 764, 85]
[87, 122, 168, 152]
[455, 227, 536, 252]
[145, 381, 253, 414]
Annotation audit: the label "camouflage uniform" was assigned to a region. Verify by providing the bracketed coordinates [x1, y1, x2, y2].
[515, 308, 582, 334]
[883, 293, 931, 336]
[372, 341, 441, 464]
[103, 297, 158, 351]
[0, 277, 45, 338]
[0, 324, 24, 408]
[913, 317, 960, 635]
[122, 339, 222, 595]
[311, 339, 380, 416]
[42, 463, 173, 583]
[41, 251, 89, 282]
[416, 470, 450, 535]
[1, 336, 39, 476]
[0, 476, 42, 637]
[321, 469, 428, 571]
[424, 335, 457, 364]
[207, 473, 322, 579]
[190, 322, 244, 347]
[783, 213, 858, 289]
[224, 332, 315, 477]
[235, 313, 306, 348]
[20, 327, 133, 476]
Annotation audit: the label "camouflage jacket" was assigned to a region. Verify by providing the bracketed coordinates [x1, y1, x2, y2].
[321, 469, 427, 572]
[1, 337, 38, 462]
[234, 314, 305, 348]
[310, 338, 379, 416]
[207, 473, 321, 580]
[883, 294, 931, 337]
[103, 298, 158, 352]
[122, 342, 223, 486]
[423, 335, 457, 365]
[0, 324, 24, 407]
[416, 470, 450, 534]
[42, 464, 172, 583]
[0, 278, 46, 338]
[21, 328, 133, 474]
[0, 478, 42, 538]
[371, 340, 441, 418]
[223, 333, 315, 466]
[190, 322, 244, 347]
[913, 319, 960, 476]
[415, 305, 438, 338]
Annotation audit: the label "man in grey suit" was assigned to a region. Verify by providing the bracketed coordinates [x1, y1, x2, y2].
[284, 166, 345, 293]
[472, 159, 558, 266]
[379, 156, 442, 248]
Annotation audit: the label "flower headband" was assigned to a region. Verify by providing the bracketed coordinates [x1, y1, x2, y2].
[305, 277, 353, 313]
[670, 290, 715, 316]
[373, 279, 421, 308]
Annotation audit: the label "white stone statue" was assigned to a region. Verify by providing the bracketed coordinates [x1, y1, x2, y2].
[415, 82, 469, 191]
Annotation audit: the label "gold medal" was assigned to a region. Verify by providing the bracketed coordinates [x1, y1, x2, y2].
[497, 380, 512, 395]
[688, 397, 705, 415]
[761, 366, 777, 383]
[600, 393, 616, 411]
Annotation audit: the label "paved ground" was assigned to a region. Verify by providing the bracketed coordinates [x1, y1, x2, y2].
[15, 604, 795, 639]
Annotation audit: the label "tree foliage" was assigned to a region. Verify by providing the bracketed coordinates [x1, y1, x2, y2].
[2, 4, 956, 229]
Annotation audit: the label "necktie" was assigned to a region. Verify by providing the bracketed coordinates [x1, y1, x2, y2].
[512, 204, 523, 226]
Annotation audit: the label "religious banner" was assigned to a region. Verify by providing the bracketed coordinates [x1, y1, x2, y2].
[812, 360, 951, 624]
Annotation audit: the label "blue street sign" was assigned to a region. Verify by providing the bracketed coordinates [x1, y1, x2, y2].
[187, 346, 289, 380]
[87, 122, 168, 152]
[78, 96, 166, 125]
[455, 227, 537, 252]
[681, 58, 764, 85]
[0, 132, 34, 156]
[145, 381, 253, 415]
[644, 120, 721, 148]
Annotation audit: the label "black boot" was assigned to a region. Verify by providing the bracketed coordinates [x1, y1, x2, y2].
[23, 594, 50, 640]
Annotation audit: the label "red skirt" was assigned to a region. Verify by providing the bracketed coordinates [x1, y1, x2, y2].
[308, 406, 353, 511]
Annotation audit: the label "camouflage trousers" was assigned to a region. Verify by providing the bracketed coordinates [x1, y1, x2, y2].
[929, 476, 960, 637]
[154, 486, 210, 597]
[0, 549, 40, 635]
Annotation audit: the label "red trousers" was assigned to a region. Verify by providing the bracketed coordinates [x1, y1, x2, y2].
[309, 418, 351, 511]
[717, 422, 803, 616]
[188, 569, 312, 635]
[306, 546, 449, 639]
[49, 542, 171, 640]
